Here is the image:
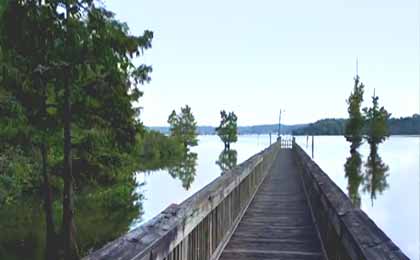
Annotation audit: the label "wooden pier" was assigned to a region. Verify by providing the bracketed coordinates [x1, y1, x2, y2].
[85, 140, 408, 260]
[219, 149, 325, 260]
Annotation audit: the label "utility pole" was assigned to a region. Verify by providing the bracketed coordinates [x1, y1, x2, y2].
[277, 109, 285, 140]
[356, 57, 358, 76]
[277, 109, 281, 138]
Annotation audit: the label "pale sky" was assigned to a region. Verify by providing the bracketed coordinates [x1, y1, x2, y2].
[105, 0, 419, 126]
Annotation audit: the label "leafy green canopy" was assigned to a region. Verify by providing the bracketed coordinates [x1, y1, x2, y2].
[215, 110, 238, 149]
[168, 105, 198, 150]
[138, 130, 185, 171]
[0, 0, 154, 197]
[345, 75, 365, 150]
[364, 94, 391, 146]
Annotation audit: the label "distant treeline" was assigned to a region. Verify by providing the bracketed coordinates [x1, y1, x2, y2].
[150, 114, 420, 136]
[292, 114, 420, 135]
[149, 124, 307, 135]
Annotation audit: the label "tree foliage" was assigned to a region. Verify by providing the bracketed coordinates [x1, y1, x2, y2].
[292, 115, 419, 136]
[138, 130, 185, 171]
[0, 0, 153, 259]
[292, 119, 346, 135]
[215, 110, 238, 149]
[167, 105, 198, 150]
[363, 94, 391, 146]
[345, 76, 365, 150]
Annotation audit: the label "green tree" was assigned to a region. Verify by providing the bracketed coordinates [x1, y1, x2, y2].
[215, 110, 238, 150]
[363, 93, 391, 146]
[362, 91, 391, 204]
[167, 105, 198, 150]
[345, 75, 365, 151]
[0, 1, 152, 259]
[138, 130, 184, 171]
[0, 2, 64, 258]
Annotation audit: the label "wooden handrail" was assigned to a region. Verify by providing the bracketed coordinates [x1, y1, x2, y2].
[85, 141, 281, 260]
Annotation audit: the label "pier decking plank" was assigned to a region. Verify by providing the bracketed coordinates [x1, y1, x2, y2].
[219, 149, 326, 260]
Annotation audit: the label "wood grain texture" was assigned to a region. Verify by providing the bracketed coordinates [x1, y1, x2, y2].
[219, 149, 326, 260]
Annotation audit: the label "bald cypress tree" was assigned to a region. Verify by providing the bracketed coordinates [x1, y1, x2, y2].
[345, 75, 365, 152]
[168, 105, 198, 151]
[0, 1, 152, 259]
[363, 93, 391, 147]
[216, 110, 238, 150]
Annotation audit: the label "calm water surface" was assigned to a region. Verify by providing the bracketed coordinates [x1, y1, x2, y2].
[294, 135, 419, 259]
[1, 135, 418, 259]
[135, 135, 419, 259]
[133, 134, 271, 226]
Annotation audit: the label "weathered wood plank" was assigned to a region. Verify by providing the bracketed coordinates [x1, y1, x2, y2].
[84, 142, 280, 260]
[219, 149, 326, 260]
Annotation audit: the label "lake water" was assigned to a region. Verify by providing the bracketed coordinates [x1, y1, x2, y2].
[132, 134, 272, 226]
[1, 135, 418, 259]
[134, 135, 419, 259]
[294, 135, 420, 259]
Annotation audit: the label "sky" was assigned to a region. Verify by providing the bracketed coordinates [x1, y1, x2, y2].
[105, 0, 419, 126]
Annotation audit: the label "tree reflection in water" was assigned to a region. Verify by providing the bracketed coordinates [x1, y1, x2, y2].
[168, 152, 197, 190]
[363, 145, 389, 204]
[0, 179, 143, 260]
[344, 151, 363, 208]
[344, 145, 389, 207]
[216, 149, 237, 174]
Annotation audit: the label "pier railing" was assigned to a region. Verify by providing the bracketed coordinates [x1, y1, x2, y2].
[292, 141, 409, 260]
[85, 141, 280, 260]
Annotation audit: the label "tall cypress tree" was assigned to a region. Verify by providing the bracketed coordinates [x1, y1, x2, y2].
[363, 92, 391, 147]
[168, 105, 198, 150]
[215, 110, 238, 150]
[0, 1, 153, 259]
[345, 75, 365, 152]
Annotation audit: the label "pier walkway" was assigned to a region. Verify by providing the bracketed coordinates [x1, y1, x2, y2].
[220, 149, 325, 260]
[86, 140, 408, 260]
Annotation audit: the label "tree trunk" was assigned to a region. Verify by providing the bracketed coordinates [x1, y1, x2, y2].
[62, 75, 79, 260]
[41, 144, 57, 260]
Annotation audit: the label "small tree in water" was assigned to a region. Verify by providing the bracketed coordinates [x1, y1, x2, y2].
[363, 91, 391, 205]
[363, 92, 391, 148]
[216, 110, 238, 150]
[168, 105, 198, 150]
[345, 75, 365, 152]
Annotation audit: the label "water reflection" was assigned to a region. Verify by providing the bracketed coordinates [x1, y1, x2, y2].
[0, 180, 143, 260]
[363, 145, 389, 203]
[344, 151, 363, 208]
[344, 145, 390, 207]
[168, 152, 197, 190]
[216, 149, 237, 174]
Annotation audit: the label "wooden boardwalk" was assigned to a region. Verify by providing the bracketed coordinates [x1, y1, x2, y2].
[219, 149, 326, 260]
[87, 143, 409, 260]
